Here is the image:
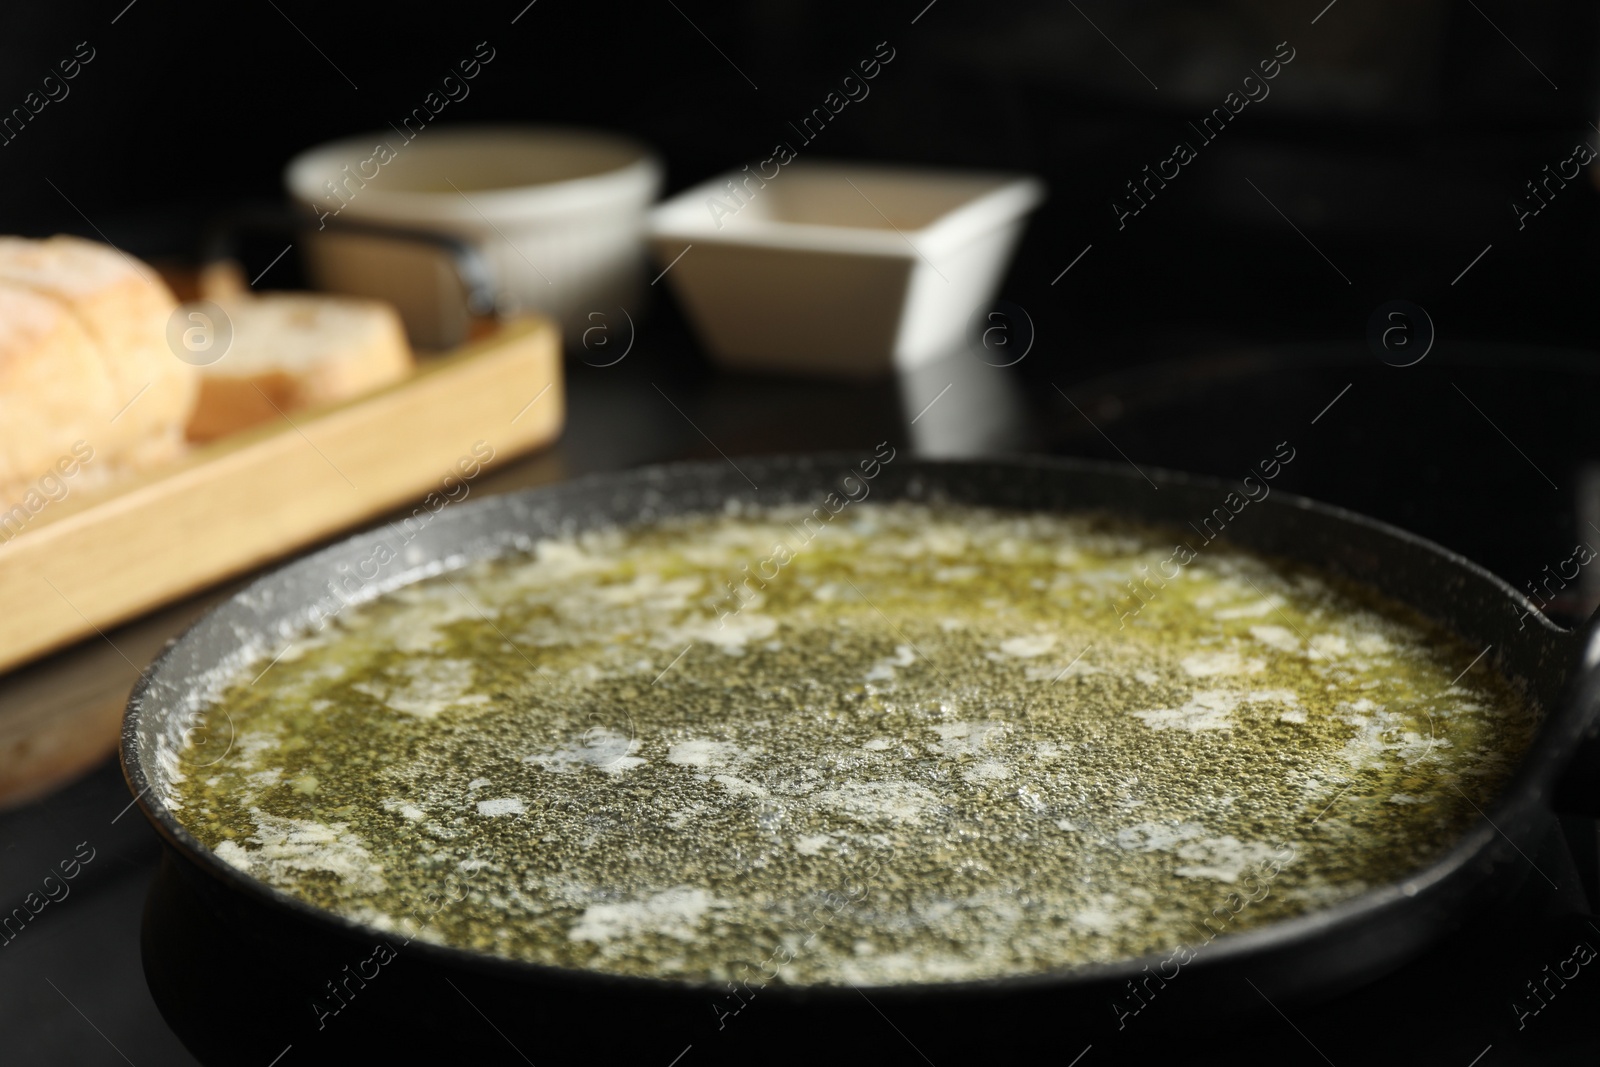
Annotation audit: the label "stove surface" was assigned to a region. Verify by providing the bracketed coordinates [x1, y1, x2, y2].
[3, 341, 1597, 1066]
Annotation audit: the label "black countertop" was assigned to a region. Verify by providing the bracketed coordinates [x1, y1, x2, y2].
[4, 327, 1600, 1065]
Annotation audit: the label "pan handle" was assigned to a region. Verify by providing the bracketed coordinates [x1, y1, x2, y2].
[1552, 696, 1600, 815]
[199, 205, 501, 347]
[1553, 737, 1600, 912]
[1551, 607, 1600, 815]
[1548, 622, 1600, 909]
[1553, 733, 1600, 814]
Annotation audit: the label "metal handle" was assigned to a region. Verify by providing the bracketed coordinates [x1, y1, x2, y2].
[199, 206, 500, 343]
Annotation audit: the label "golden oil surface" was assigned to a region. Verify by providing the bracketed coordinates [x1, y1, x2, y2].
[173, 503, 1534, 985]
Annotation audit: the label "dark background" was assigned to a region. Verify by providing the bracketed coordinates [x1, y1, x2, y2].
[4, 0, 1586, 594]
[3, 0, 1598, 373]
[5, 2, 1600, 1063]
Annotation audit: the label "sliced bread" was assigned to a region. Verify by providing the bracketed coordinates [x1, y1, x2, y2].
[185, 293, 414, 442]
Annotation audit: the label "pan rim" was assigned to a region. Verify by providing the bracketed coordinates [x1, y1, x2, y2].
[120, 452, 1585, 1001]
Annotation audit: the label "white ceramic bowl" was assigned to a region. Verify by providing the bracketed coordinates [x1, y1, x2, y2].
[648, 161, 1044, 376]
[285, 125, 662, 347]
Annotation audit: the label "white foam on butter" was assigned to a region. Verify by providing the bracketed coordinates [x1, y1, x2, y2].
[525, 728, 645, 774]
[815, 780, 940, 825]
[865, 644, 917, 682]
[930, 720, 1007, 757]
[382, 796, 426, 820]
[232, 730, 283, 770]
[366, 585, 483, 653]
[212, 810, 385, 892]
[530, 539, 611, 580]
[593, 572, 703, 607]
[896, 529, 969, 558]
[1132, 690, 1239, 731]
[1214, 600, 1276, 619]
[794, 834, 836, 856]
[1354, 633, 1393, 655]
[476, 797, 525, 816]
[1026, 657, 1097, 682]
[674, 612, 778, 653]
[997, 633, 1057, 658]
[713, 774, 767, 797]
[1116, 821, 1206, 852]
[1335, 701, 1442, 768]
[357, 658, 491, 719]
[1070, 893, 1142, 935]
[832, 952, 985, 986]
[1249, 625, 1301, 653]
[1180, 650, 1264, 677]
[1309, 634, 1352, 659]
[569, 887, 723, 944]
[933, 565, 980, 582]
[666, 740, 744, 769]
[1173, 836, 1280, 882]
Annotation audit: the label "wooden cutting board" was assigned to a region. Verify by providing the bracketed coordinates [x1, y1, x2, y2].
[0, 315, 562, 802]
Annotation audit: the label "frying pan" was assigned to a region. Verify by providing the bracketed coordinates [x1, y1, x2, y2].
[121, 455, 1600, 1065]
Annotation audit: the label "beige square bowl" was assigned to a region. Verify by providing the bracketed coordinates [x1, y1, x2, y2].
[649, 161, 1044, 376]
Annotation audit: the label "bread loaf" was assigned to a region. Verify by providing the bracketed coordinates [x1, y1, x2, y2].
[0, 236, 195, 528]
[185, 293, 413, 442]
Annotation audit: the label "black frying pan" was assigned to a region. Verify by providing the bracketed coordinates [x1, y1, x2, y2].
[121, 455, 1600, 1065]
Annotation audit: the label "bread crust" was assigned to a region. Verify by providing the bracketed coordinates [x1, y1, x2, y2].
[0, 237, 194, 505]
[186, 293, 413, 441]
[0, 284, 119, 493]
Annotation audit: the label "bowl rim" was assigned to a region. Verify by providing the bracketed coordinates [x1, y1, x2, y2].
[647, 160, 1045, 258]
[284, 122, 663, 224]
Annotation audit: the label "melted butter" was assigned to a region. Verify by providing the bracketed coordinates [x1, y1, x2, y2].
[173, 503, 1537, 984]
